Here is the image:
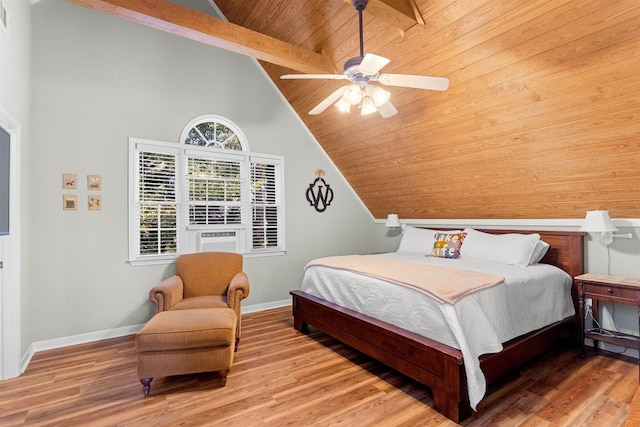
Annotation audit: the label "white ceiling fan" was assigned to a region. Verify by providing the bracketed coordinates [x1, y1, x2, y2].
[280, 0, 449, 118]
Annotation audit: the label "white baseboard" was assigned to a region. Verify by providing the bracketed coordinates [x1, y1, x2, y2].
[243, 299, 291, 314]
[21, 323, 146, 374]
[19, 300, 293, 373]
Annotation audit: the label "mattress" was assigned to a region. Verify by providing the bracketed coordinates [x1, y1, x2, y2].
[300, 252, 575, 409]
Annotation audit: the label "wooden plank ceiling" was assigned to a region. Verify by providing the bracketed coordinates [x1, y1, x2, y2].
[71, 0, 640, 220]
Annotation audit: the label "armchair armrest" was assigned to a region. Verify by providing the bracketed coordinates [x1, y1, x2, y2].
[227, 272, 250, 312]
[227, 271, 250, 345]
[149, 275, 184, 313]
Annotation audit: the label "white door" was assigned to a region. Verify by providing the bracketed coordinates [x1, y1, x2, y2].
[0, 111, 21, 380]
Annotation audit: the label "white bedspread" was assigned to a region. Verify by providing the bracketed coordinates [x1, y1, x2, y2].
[300, 253, 574, 410]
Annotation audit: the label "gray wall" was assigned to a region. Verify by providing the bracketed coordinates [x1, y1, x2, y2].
[29, 0, 378, 343]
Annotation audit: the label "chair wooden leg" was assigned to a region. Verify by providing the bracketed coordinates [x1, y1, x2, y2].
[235, 337, 239, 352]
[219, 370, 229, 387]
[140, 378, 153, 396]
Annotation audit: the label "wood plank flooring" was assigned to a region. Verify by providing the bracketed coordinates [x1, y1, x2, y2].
[0, 307, 637, 426]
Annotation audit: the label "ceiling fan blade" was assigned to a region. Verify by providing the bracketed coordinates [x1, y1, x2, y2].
[359, 53, 390, 75]
[377, 74, 450, 91]
[281, 74, 345, 80]
[377, 100, 398, 118]
[309, 86, 348, 115]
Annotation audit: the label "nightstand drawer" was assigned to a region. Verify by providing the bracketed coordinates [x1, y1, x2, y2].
[582, 283, 639, 302]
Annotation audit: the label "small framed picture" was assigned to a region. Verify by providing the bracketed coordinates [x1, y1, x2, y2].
[63, 194, 78, 210]
[87, 175, 102, 191]
[88, 195, 102, 211]
[62, 173, 77, 189]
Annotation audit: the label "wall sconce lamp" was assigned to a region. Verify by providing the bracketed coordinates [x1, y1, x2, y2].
[384, 213, 401, 229]
[579, 210, 632, 246]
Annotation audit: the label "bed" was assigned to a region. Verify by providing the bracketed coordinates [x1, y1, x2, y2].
[290, 229, 584, 423]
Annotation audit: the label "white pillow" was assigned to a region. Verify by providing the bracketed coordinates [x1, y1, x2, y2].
[460, 228, 541, 267]
[397, 226, 461, 255]
[529, 240, 550, 265]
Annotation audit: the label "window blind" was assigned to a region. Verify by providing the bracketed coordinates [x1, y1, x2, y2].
[186, 156, 243, 226]
[251, 159, 280, 250]
[137, 150, 178, 256]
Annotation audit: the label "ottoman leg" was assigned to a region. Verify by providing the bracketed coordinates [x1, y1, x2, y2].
[140, 377, 153, 396]
[219, 370, 229, 387]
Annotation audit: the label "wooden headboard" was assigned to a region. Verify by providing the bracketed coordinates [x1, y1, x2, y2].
[472, 229, 585, 277]
[477, 229, 585, 308]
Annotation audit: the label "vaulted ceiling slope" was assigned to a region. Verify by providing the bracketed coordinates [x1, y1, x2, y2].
[69, 0, 640, 220]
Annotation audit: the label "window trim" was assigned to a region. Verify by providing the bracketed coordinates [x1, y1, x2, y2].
[128, 138, 182, 265]
[250, 154, 285, 254]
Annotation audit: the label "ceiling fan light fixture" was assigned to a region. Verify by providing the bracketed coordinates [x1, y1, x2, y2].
[281, 0, 449, 118]
[345, 83, 363, 105]
[334, 97, 351, 113]
[369, 85, 391, 107]
[360, 97, 377, 115]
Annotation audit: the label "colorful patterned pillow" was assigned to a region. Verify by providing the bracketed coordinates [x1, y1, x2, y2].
[397, 227, 462, 254]
[430, 232, 466, 259]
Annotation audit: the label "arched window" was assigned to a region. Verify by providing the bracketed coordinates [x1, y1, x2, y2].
[180, 115, 249, 151]
[128, 115, 284, 264]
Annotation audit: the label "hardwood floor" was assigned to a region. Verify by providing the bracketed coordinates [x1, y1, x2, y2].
[0, 307, 637, 426]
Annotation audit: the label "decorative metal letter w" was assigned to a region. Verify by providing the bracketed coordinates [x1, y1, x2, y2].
[306, 169, 334, 212]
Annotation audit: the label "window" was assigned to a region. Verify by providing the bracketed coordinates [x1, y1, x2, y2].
[129, 116, 285, 264]
[138, 149, 178, 256]
[251, 159, 280, 249]
[186, 154, 243, 226]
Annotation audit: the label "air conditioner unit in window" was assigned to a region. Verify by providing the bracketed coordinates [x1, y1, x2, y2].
[197, 231, 240, 254]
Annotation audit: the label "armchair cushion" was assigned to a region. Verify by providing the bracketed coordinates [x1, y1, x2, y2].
[136, 308, 236, 352]
[172, 296, 228, 311]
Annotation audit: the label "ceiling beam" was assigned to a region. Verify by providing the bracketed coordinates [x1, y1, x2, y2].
[66, 0, 338, 75]
[343, 0, 422, 31]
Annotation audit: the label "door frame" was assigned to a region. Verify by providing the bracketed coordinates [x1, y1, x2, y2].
[0, 104, 22, 380]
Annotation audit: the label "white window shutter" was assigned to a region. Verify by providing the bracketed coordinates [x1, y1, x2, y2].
[250, 156, 284, 252]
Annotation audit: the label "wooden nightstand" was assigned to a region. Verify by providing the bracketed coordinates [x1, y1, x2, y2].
[576, 273, 640, 381]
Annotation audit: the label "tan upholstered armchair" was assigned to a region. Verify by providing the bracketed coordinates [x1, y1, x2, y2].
[149, 252, 250, 348]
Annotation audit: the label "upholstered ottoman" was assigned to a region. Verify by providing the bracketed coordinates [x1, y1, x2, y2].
[135, 307, 236, 395]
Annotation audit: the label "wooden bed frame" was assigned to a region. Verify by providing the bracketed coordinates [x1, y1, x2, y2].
[290, 229, 584, 423]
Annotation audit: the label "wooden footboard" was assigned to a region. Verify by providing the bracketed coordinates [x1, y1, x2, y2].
[291, 289, 576, 422]
[291, 290, 471, 421]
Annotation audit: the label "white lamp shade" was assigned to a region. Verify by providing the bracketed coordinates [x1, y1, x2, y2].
[360, 97, 377, 115]
[385, 214, 401, 228]
[345, 84, 362, 105]
[580, 210, 618, 232]
[334, 97, 351, 113]
[370, 86, 391, 107]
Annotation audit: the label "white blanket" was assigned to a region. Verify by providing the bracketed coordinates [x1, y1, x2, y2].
[301, 253, 574, 410]
[306, 255, 504, 303]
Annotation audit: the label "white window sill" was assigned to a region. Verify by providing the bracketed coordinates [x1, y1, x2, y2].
[128, 250, 286, 266]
